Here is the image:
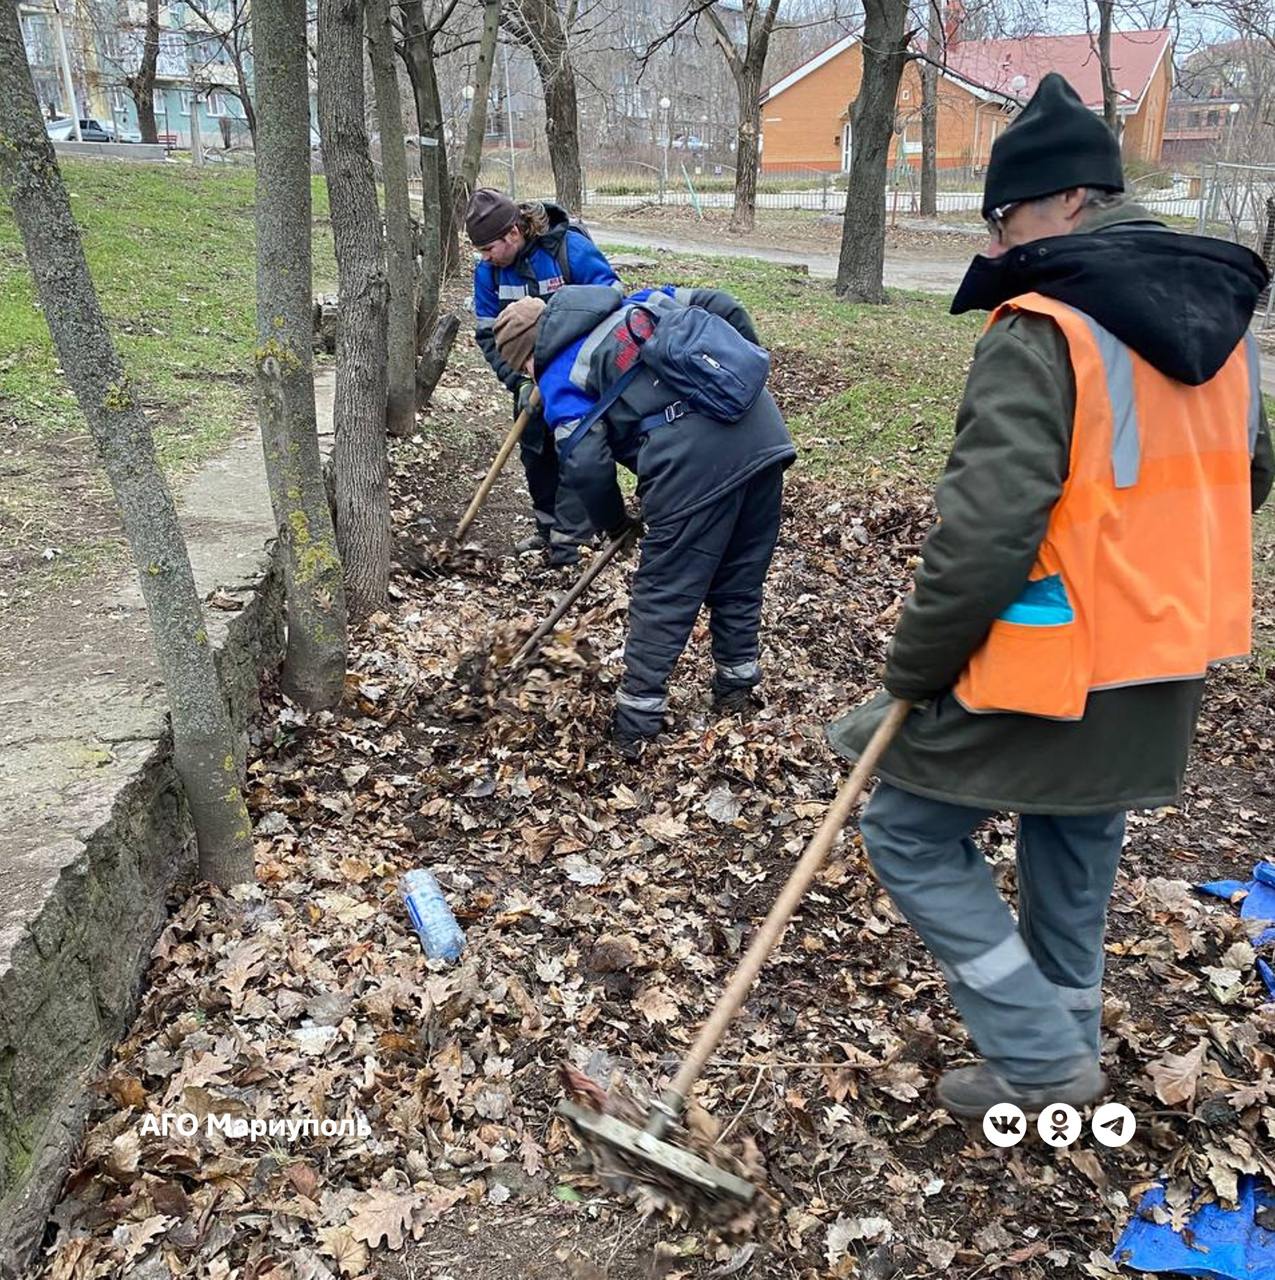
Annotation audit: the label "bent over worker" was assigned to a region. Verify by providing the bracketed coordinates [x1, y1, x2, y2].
[827, 73, 1273, 1118]
[466, 189, 620, 566]
[492, 284, 796, 756]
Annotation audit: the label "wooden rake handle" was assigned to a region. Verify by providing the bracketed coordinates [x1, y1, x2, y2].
[508, 524, 638, 671]
[654, 698, 912, 1130]
[453, 386, 542, 543]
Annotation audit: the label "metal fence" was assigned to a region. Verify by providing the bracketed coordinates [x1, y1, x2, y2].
[437, 152, 1275, 326]
[1196, 163, 1275, 329]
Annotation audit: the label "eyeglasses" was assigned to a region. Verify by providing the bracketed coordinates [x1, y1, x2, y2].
[984, 201, 1022, 239]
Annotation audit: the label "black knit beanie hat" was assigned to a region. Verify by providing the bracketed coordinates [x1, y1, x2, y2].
[982, 73, 1124, 218]
[465, 188, 519, 245]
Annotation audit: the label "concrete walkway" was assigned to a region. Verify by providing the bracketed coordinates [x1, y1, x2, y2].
[596, 226, 1275, 398]
[0, 371, 334, 913]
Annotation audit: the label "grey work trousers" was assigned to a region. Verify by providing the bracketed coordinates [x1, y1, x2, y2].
[859, 781, 1125, 1084]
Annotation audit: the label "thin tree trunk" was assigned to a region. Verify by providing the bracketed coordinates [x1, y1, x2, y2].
[539, 51, 583, 215]
[128, 0, 160, 143]
[706, 0, 781, 235]
[920, 0, 942, 217]
[233, 37, 257, 143]
[0, 4, 253, 886]
[503, 0, 583, 214]
[731, 64, 763, 233]
[835, 0, 911, 302]
[459, 0, 500, 196]
[1097, 0, 1120, 138]
[253, 0, 348, 709]
[187, 41, 204, 167]
[318, 0, 391, 618]
[428, 45, 461, 277]
[398, 0, 443, 339]
[367, 0, 416, 436]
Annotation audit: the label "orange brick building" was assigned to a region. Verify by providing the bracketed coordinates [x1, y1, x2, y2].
[760, 30, 1172, 173]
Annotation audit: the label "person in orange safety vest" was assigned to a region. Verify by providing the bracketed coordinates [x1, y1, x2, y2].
[826, 72, 1273, 1118]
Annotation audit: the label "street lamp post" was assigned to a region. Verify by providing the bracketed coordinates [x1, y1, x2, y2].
[1226, 100, 1240, 159]
[50, 0, 81, 141]
[659, 95, 671, 196]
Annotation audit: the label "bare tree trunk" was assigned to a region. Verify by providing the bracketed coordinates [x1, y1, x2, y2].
[253, 0, 348, 710]
[428, 45, 461, 277]
[0, 5, 253, 886]
[705, 0, 781, 235]
[1096, 0, 1120, 138]
[127, 0, 160, 143]
[399, 0, 444, 339]
[502, 0, 583, 213]
[920, 0, 942, 217]
[459, 0, 500, 197]
[187, 41, 204, 168]
[367, 0, 416, 436]
[233, 33, 257, 143]
[836, 0, 911, 303]
[730, 64, 764, 233]
[319, 0, 392, 618]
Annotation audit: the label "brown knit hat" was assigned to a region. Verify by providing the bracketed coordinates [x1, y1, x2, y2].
[493, 296, 546, 373]
[466, 188, 519, 245]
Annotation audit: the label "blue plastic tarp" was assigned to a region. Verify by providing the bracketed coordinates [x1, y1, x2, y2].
[1197, 865, 1275, 1004]
[1113, 1177, 1275, 1279]
[1197, 864, 1275, 923]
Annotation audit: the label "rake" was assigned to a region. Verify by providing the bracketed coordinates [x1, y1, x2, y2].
[452, 386, 542, 544]
[559, 698, 911, 1204]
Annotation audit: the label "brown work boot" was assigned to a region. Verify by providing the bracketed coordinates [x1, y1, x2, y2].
[937, 1059, 1107, 1119]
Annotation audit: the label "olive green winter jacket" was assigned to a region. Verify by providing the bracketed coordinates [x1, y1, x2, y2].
[827, 203, 1274, 815]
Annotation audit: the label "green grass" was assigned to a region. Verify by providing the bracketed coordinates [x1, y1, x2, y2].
[0, 158, 335, 590]
[597, 246, 981, 485]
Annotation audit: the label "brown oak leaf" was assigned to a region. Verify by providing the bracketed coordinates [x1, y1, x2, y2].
[1145, 1039, 1211, 1106]
[346, 1187, 423, 1251]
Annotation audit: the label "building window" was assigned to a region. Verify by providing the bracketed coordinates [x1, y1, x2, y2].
[180, 91, 193, 115]
[22, 13, 54, 66]
[110, 87, 129, 112]
[206, 91, 227, 117]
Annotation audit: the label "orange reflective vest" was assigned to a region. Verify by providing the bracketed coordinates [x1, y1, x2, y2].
[953, 291, 1262, 721]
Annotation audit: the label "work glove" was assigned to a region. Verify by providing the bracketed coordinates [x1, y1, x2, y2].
[515, 376, 537, 417]
[607, 513, 644, 544]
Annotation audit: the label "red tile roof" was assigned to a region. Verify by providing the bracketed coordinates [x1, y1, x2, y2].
[945, 30, 1171, 110]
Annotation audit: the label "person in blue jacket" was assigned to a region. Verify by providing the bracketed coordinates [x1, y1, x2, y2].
[465, 188, 620, 566]
[491, 285, 796, 756]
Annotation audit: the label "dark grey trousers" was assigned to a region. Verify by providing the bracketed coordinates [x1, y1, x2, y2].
[860, 781, 1125, 1084]
[616, 464, 784, 737]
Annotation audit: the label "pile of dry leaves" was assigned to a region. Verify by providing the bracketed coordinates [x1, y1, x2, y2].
[33, 439, 1275, 1279]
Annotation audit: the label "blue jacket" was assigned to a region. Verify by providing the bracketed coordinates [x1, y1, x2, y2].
[472, 203, 619, 390]
[533, 285, 796, 531]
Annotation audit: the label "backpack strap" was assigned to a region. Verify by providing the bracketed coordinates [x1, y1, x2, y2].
[554, 365, 642, 462]
[554, 230, 573, 285]
[639, 400, 688, 433]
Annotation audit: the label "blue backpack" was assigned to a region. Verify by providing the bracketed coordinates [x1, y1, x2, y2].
[556, 302, 771, 461]
[627, 302, 770, 427]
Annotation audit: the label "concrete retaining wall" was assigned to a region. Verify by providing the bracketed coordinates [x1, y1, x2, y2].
[0, 401, 308, 1276]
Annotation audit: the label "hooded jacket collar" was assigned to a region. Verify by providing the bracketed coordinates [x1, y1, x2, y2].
[951, 202, 1269, 385]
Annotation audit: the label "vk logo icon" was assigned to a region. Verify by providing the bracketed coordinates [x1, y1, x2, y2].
[982, 1102, 1027, 1147]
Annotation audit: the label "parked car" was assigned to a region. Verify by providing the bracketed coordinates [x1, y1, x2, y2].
[45, 116, 139, 143]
